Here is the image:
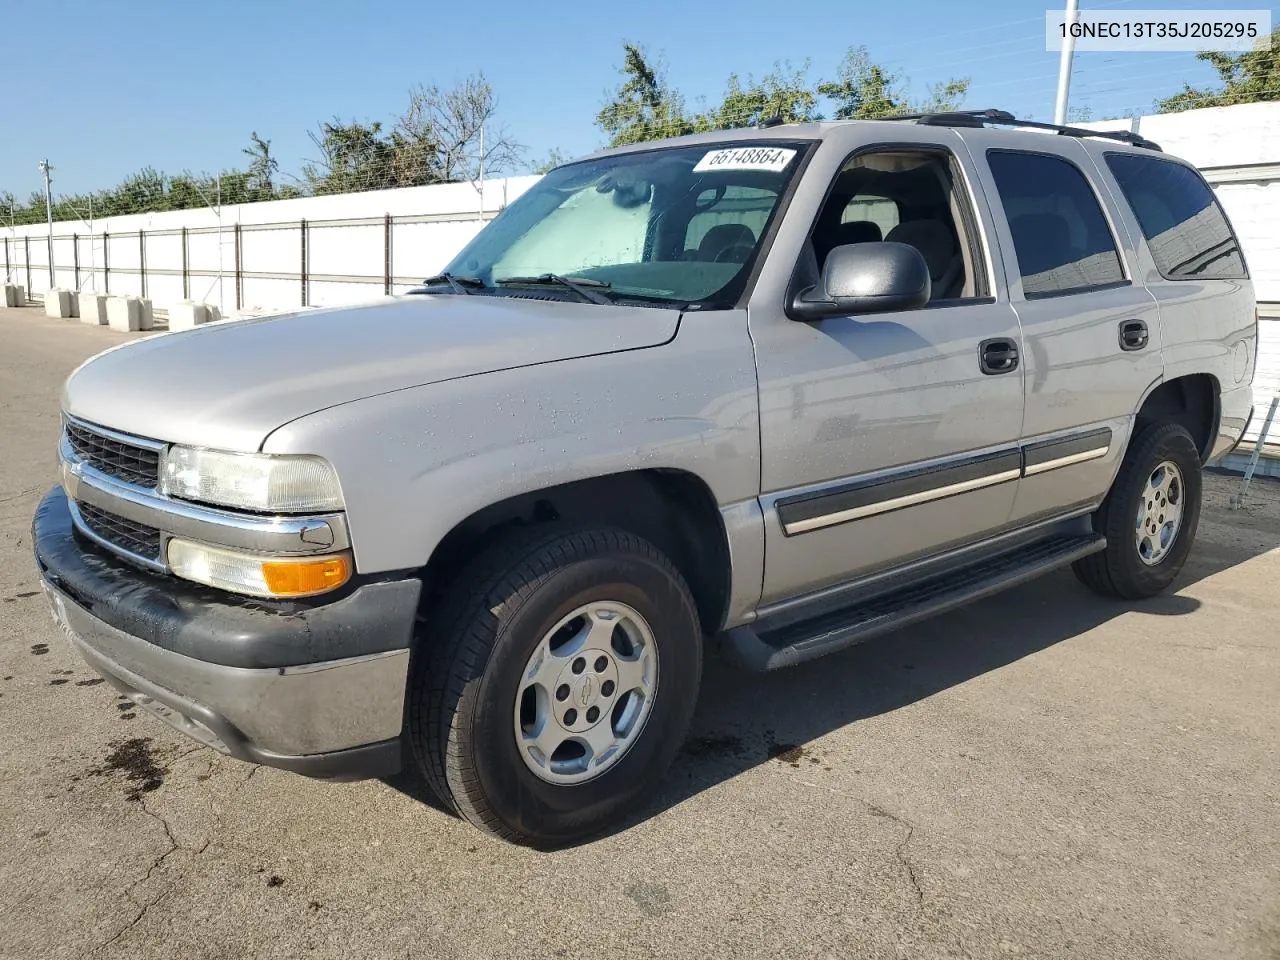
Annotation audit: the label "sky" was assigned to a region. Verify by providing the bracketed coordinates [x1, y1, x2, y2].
[0, 0, 1228, 200]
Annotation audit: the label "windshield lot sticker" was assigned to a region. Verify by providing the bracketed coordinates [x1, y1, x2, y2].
[694, 147, 796, 173]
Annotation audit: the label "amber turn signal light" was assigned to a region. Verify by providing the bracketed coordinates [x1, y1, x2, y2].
[261, 555, 352, 597]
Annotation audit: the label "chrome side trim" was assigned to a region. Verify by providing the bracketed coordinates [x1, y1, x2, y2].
[66, 498, 168, 574]
[782, 468, 1021, 535]
[759, 502, 1098, 621]
[63, 412, 166, 453]
[60, 436, 349, 556]
[1022, 446, 1110, 476]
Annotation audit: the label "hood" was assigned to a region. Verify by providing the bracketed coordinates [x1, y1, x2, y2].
[63, 295, 680, 451]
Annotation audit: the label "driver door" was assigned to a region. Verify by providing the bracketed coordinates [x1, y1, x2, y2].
[748, 136, 1027, 607]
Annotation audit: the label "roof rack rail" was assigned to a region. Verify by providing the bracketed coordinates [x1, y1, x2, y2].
[889, 108, 1162, 152]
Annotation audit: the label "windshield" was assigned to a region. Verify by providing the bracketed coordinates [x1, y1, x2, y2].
[438, 141, 809, 308]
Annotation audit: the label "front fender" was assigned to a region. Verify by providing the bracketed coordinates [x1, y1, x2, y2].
[261, 311, 761, 576]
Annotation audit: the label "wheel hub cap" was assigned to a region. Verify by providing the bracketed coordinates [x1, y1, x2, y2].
[513, 601, 659, 784]
[1135, 460, 1184, 566]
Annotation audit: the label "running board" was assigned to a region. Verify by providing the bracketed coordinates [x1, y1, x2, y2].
[722, 534, 1106, 672]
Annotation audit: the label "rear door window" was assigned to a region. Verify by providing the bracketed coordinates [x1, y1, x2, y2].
[1104, 153, 1246, 280]
[986, 150, 1126, 298]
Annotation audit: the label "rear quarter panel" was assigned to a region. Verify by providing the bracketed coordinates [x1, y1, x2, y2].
[1077, 141, 1258, 455]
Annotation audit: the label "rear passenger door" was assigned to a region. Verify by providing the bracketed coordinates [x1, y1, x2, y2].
[967, 136, 1165, 527]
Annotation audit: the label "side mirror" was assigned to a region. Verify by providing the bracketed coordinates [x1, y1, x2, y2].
[789, 241, 931, 321]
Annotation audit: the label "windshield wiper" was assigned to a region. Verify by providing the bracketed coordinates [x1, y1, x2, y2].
[495, 273, 614, 305]
[415, 272, 486, 295]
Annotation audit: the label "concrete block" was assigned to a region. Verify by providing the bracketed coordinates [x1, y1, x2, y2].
[66, 291, 81, 319]
[106, 296, 144, 332]
[44, 288, 75, 319]
[79, 293, 109, 325]
[2, 283, 19, 307]
[168, 300, 212, 331]
[138, 298, 154, 331]
[207, 304, 222, 324]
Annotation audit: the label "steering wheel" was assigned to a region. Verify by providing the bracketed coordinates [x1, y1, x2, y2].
[713, 243, 755, 264]
[693, 183, 726, 212]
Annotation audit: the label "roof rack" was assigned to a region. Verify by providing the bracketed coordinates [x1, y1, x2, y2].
[889, 108, 1162, 152]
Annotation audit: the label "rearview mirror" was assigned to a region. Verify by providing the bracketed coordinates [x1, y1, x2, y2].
[789, 242, 931, 321]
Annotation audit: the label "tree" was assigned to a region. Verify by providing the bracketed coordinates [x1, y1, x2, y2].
[817, 46, 968, 119]
[596, 44, 695, 146]
[531, 148, 568, 174]
[106, 168, 167, 215]
[1156, 29, 1280, 112]
[302, 119, 397, 194]
[395, 74, 524, 183]
[595, 43, 970, 148]
[242, 132, 278, 199]
[697, 62, 818, 129]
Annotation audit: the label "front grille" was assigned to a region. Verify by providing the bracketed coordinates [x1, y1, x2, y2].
[76, 502, 162, 561]
[65, 421, 160, 488]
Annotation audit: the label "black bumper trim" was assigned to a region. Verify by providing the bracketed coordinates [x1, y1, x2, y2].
[33, 486, 421, 669]
[250, 738, 403, 781]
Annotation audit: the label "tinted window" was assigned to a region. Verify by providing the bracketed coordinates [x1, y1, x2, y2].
[987, 150, 1126, 297]
[1105, 153, 1246, 280]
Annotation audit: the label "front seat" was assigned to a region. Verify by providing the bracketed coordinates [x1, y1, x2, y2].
[885, 219, 962, 299]
[697, 223, 757, 263]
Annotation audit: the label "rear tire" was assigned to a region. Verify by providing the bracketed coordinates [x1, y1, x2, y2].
[407, 526, 701, 846]
[1073, 422, 1202, 599]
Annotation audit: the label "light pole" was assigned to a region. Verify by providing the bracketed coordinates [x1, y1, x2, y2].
[1053, 0, 1080, 125]
[38, 158, 54, 286]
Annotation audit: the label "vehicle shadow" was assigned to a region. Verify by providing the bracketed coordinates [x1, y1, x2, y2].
[385, 485, 1280, 845]
[626, 498, 1280, 840]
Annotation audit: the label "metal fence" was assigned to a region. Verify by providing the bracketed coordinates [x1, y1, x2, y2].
[2, 208, 502, 315]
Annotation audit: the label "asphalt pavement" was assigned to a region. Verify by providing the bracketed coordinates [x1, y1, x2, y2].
[1, 306, 1277, 960]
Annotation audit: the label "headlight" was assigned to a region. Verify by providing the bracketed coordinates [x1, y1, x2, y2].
[160, 447, 343, 513]
[167, 539, 351, 598]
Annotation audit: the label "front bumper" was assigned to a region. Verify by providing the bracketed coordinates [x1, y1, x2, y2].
[33, 486, 420, 780]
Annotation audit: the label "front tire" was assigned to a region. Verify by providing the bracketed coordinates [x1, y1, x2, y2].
[408, 527, 702, 845]
[1073, 422, 1203, 599]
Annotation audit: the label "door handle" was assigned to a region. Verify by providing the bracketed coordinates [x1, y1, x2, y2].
[1119, 319, 1149, 351]
[979, 337, 1019, 375]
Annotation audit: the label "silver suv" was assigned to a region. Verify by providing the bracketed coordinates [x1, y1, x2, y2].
[34, 110, 1257, 845]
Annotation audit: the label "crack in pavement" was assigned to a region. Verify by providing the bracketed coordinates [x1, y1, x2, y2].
[863, 801, 925, 912]
[0, 486, 40, 506]
[92, 786, 211, 954]
[92, 755, 257, 952]
[234, 764, 262, 793]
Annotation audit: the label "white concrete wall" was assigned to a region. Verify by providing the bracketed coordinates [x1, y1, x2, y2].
[2, 176, 540, 315]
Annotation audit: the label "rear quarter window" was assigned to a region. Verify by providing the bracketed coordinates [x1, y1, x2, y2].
[1104, 152, 1247, 281]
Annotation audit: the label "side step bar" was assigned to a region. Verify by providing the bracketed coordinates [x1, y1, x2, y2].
[722, 534, 1106, 672]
